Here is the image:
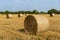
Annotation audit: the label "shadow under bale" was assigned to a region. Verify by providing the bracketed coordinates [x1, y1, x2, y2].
[24, 15, 49, 35]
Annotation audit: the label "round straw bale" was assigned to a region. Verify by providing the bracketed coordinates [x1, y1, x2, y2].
[18, 14, 20, 17]
[6, 14, 13, 18]
[52, 13, 55, 16]
[50, 13, 55, 17]
[9, 14, 13, 18]
[24, 15, 49, 35]
[20, 14, 24, 17]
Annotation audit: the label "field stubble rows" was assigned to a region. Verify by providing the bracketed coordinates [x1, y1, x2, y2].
[0, 14, 60, 40]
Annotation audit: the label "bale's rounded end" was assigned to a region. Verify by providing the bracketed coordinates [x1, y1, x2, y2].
[50, 13, 55, 17]
[24, 15, 49, 35]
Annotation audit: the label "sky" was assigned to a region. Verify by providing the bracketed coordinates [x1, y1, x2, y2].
[0, 0, 60, 12]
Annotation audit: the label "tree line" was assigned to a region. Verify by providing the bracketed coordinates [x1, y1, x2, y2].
[0, 9, 60, 14]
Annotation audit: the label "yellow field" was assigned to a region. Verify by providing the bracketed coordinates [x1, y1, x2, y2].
[0, 14, 60, 40]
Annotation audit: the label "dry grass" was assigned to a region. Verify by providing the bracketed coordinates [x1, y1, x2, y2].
[0, 14, 60, 40]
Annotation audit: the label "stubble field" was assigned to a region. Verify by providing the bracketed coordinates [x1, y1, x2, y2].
[0, 14, 60, 40]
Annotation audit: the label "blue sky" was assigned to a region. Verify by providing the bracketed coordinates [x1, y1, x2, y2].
[0, 0, 60, 12]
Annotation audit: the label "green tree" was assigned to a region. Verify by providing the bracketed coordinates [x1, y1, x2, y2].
[57, 11, 60, 14]
[4, 11, 9, 14]
[32, 10, 39, 14]
[48, 9, 57, 14]
[40, 11, 44, 13]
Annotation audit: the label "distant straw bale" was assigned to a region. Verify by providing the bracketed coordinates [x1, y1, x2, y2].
[18, 14, 24, 17]
[50, 13, 55, 17]
[18, 14, 20, 17]
[6, 14, 13, 18]
[20, 14, 24, 17]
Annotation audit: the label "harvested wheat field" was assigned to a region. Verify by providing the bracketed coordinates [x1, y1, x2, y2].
[0, 14, 60, 40]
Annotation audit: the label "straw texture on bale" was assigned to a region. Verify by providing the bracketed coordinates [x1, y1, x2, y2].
[9, 14, 13, 17]
[20, 14, 24, 17]
[24, 15, 49, 35]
